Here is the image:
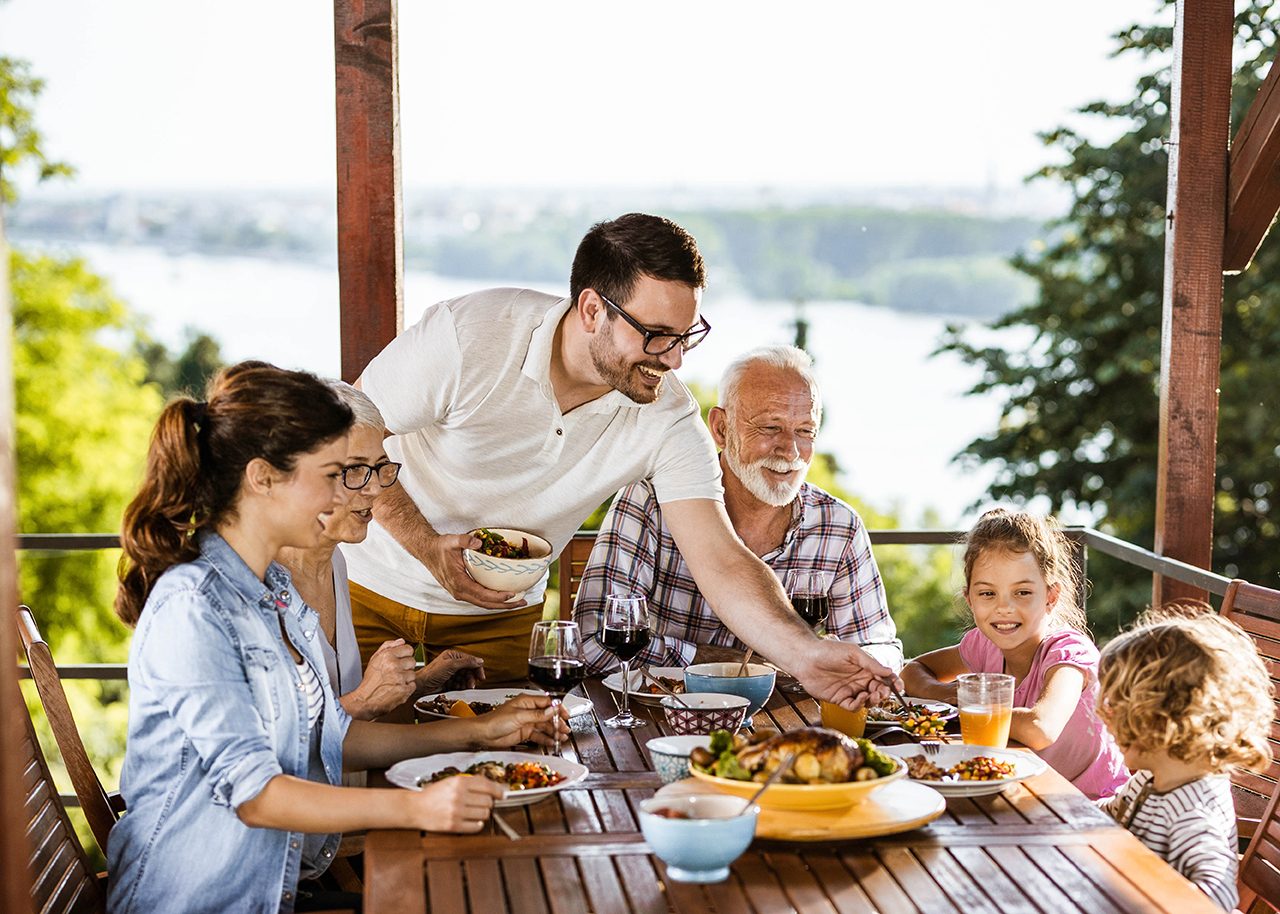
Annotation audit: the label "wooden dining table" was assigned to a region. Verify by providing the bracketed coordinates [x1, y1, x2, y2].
[362, 677, 1223, 914]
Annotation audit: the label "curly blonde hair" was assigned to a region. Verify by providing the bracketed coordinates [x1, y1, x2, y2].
[961, 508, 1086, 633]
[1097, 610, 1273, 773]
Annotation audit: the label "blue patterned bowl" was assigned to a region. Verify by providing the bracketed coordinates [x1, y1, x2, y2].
[684, 663, 776, 726]
[462, 528, 554, 594]
[646, 735, 711, 784]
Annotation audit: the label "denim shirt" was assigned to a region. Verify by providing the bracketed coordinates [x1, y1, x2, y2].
[107, 532, 352, 914]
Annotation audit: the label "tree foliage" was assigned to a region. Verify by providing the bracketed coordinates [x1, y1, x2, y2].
[0, 55, 74, 204]
[939, 1, 1280, 633]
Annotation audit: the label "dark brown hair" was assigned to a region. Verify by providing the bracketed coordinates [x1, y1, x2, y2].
[568, 212, 706, 310]
[961, 508, 1086, 633]
[115, 361, 353, 626]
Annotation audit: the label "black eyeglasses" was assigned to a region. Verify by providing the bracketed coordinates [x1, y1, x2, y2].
[341, 461, 402, 490]
[597, 292, 712, 355]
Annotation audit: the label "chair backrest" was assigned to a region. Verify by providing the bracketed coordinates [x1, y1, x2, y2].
[17, 606, 119, 854]
[19, 694, 104, 913]
[1238, 773, 1280, 912]
[1221, 580, 1280, 845]
[556, 531, 598, 620]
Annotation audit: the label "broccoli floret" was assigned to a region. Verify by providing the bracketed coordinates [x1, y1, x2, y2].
[713, 752, 754, 781]
[708, 729, 734, 756]
[855, 738, 897, 777]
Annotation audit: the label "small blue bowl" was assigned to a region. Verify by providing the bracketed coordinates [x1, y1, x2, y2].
[646, 735, 711, 785]
[684, 663, 776, 726]
[639, 794, 758, 883]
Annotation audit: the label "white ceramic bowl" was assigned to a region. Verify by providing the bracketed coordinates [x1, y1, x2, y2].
[462, 528, 554, 593]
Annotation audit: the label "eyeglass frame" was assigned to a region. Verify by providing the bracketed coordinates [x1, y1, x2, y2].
[341, 461, 402, 490]
[595, 291, 712, 355]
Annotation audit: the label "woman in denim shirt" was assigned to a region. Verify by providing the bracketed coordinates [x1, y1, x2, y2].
[108, 362, 565, 914]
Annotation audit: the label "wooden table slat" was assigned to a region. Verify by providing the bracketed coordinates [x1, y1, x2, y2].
[1061, 837, 1224, 914]
[984, 845, 1088, 914]
[729, 851, 796, 913]
[764, 851, 840, 914]
[842, 847, 931, 914]
[425, 859, 467, 914]
[463, 858, 510, 914]
[500, 857, 551, 914]
[1019, 845, 1127, 914]
[611, 855, 671, 914]
[870, 845, 960, 914]
[538, 857, 592, 914]
[802, 853, 879, 914]
[911, 846, 1011, 914]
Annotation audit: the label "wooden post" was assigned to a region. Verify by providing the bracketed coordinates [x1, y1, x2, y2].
[1153, 0, 1234, 606]
[0, 213, 34, 912]
[1224, 51, 1280, 272]
[334, 0, 403, 383]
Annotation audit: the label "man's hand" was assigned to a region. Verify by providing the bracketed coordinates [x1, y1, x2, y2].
[424, 532, 528, 610]
[416, 649, 485, 693]
[796, 640, 901, 710]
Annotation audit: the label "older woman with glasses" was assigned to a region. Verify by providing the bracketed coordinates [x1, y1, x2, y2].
[279, 383, 483, 723]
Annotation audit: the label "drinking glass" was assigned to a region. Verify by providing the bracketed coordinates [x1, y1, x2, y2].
[957, 672, 1014, 748]
[527, 620, 585, 754]
[781, 570, 833, 692]
[601, 593, 651, 729]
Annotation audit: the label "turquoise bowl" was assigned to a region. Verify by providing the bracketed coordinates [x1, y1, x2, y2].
[683, 663, 776, 726]
[639, 794, 758, 883]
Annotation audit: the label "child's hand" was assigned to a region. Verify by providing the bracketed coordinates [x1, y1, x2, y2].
[473, 694, 570, 748]
[409, 774, 504, 833]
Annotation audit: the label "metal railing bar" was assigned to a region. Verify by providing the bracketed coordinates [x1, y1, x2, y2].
[17, 533, 120, 550]
[1077, 528, 1232, 596]
[18, 664, 128, 680]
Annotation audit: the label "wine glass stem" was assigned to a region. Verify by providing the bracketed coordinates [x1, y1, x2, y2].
[552, 697, 562, 754]
[620, 660, 632, 718]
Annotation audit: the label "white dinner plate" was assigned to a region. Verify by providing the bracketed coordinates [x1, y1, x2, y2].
[865, 698, 958, 731]
[601, 666, 687, 707]
[386, 751, 589, 808]
[413, 688, 593, 720]
[879, 743, 1048, 797]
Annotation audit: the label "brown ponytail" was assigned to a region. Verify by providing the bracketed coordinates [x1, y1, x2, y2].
[115, 361, 353, 626]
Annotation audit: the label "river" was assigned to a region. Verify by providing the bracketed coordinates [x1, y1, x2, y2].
[29, 240, 1017, 525]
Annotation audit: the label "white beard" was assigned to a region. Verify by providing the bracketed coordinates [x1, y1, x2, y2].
[723, 433, 808, 507]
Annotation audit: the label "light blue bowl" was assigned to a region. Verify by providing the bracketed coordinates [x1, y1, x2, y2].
[646, 735, 711, 785]
[639, 794, 758, 883]
[684, 663, 776, 726]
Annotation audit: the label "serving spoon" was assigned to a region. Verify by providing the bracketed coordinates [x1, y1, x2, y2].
[738, 752, 796, 815]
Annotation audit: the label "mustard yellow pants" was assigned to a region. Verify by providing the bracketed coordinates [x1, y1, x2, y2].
[348, 581, 545, 685]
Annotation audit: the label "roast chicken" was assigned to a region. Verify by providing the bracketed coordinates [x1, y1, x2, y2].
[736, 727, 863, 784]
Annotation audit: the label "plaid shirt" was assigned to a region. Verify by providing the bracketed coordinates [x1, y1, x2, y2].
[573, 480, 902, 674]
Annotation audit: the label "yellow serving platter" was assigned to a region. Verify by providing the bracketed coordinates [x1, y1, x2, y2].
[655, 778, 945, 842]
[688, 759, 906, 811]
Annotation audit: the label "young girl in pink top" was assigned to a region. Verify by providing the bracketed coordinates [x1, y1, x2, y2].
[902, 508, 1128, 799]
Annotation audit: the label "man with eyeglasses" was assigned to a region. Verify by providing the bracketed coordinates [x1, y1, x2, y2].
[343, 212, 898, 708]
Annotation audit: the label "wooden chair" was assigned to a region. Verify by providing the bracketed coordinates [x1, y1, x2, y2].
[17, 605, 122, 855]
[1238, 774, 1280, 912]
[19, 691, 104, 913]
[555, 531, 598, 620]
[1220, 579, 1280, 846]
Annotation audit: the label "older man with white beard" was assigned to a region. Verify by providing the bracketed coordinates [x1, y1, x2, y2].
[574, 345, 902, 674]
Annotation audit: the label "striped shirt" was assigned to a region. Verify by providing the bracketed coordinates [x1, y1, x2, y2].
[1099, 770, 1238, 911]
[296, 659, 325, 731]
[573, 480, 902, 673]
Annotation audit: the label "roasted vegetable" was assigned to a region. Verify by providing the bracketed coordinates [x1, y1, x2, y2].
[693, 727, 897, 784]
[472, 528, 532, 559]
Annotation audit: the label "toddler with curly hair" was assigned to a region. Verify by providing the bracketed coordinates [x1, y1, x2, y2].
[1097, 609, 1274, 911]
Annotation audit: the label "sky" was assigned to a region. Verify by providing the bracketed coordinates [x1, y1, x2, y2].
[0, 0, 1168, 195]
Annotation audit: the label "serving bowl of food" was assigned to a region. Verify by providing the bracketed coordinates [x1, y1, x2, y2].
[865, 697, 957, 739]
[683, 662, 776, 725]
[689, 727, 904, 810]
[461, 527, 554, 594]
[638, 793, 758, 883]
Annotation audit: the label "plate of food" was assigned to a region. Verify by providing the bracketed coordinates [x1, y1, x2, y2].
[688, 727, 905, 811]
[602, 666, 686, 707]
[878, 743, 1048, 797]
[865, 698, 957, 739]
[386, 750, 589, 808]
[414, 688, 593, 721]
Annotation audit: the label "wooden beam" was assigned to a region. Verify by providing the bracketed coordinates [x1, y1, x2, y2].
[0, 214, 34, 913]
[334, 0, 402, 383]
[1224, 45, 1280, 272]
[1153, 0, 1234, 606]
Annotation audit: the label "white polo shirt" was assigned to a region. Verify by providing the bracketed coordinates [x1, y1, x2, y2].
[345, 287, 723, 614]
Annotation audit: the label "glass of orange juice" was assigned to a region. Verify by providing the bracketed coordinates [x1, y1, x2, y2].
[957, 673, 1014, 748]
[819, 700, 867, 738]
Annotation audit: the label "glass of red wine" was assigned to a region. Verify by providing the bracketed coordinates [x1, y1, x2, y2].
[782, 570, 832, 692]
[527, 620, 585, 754]
[601, 593, 650, 729]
